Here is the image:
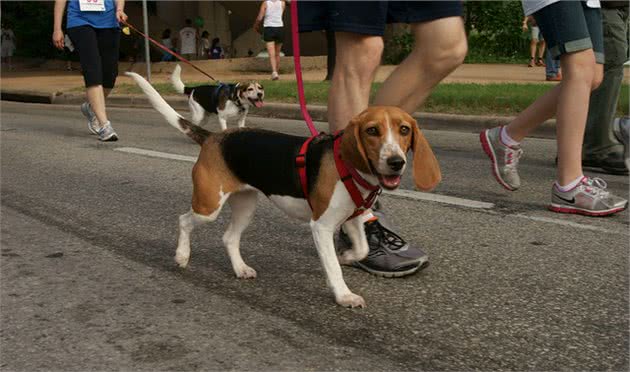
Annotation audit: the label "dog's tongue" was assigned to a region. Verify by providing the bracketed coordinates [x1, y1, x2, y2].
[379, 175, 401, 190]
[254, 100, 264, 108]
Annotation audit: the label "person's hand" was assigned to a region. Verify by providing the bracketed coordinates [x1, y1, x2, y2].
[253, 19, 262, 34]
[52, 29, 64, 50]
[116, 9, 128, 24]
[521, 23, 528, 32]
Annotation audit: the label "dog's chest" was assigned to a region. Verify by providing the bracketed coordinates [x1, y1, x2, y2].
[219, 100, 245, 118]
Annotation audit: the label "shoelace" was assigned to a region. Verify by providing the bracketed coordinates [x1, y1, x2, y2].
[365, 221, 406, 258]
[582, 177, 610, 198]
[504, 147, 523, 169]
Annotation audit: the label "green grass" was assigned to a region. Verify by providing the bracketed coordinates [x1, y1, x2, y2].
[111, 80, 630, 117]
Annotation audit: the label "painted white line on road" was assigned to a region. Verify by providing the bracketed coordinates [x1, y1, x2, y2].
[511, 214, 629, 236]
[115, 147, 196, 163]
[383, 189, 494, 209]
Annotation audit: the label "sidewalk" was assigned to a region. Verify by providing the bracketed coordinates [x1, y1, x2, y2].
[3, 59, 627, 138]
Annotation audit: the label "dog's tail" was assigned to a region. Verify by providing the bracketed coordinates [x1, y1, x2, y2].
[170, 64, 187, 94]
[125, 72, 210, 145]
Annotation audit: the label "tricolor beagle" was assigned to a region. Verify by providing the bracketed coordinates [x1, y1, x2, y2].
[170, 64, 264, 131]
[127, 72, 441, 308]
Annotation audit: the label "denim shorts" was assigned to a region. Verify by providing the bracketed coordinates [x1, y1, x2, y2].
[534, 1, 604, 63]
[298, 1, 463, 36]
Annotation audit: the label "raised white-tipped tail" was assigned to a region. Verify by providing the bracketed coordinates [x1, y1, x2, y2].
[125, 71, 185, 133]
[170, 64, 185, 94]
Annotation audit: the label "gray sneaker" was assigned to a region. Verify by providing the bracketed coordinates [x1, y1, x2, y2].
[339, 218, 429, 278]
[480, 127, 523, 191]
[81, 102, 101, 135]
[549, 176, 628, 216]
[98, 121, 118, 142]
[613, 117, 629, 171]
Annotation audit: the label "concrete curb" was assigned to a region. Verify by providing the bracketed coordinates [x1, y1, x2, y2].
[2, 89, 557, 138]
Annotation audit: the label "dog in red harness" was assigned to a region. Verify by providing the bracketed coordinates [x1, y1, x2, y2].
[127, 71, 441, 308]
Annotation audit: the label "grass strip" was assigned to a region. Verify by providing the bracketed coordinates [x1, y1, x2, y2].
[111, 81, 629, 117]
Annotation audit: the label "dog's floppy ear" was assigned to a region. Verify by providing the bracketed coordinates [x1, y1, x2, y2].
[411, 121, 441, 191]
[340, 115, 371, 174]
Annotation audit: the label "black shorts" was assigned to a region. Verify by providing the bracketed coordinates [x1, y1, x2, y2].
[263, 26, 284, 43]
[66, 25, 120, 89]
[298, 1, 463, 36]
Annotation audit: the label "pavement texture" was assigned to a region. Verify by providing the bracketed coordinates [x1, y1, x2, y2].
[1, 101, 628, 370]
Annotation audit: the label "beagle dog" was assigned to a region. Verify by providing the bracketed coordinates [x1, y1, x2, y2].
[127, 72, 441, 308]
[170, 64, 264, 131]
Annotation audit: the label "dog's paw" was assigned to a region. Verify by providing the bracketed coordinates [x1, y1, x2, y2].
[234, 265, 257, 279]
[174, 254, 190, 268]
[336, 293, 366, 308]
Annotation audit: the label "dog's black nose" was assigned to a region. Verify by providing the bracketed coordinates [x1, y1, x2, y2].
[387, 156, 405, 171]
[257, 92, 263, 98]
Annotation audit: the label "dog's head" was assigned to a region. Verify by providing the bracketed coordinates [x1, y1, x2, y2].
[235, 81, 264, 108]
[340, 106, 441, 191]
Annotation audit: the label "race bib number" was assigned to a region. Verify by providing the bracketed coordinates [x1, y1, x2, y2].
[79, 0, 105, 12]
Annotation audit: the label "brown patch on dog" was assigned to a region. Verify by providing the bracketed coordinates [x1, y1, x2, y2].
[310, 151, 340, 221]
[191, 136, 243, 216]
[411, 122, 441, 191]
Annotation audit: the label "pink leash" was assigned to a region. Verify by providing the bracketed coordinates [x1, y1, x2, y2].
[291, 0, 319, 137]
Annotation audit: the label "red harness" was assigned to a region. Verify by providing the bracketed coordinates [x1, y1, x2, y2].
[296, 132, 382, 220]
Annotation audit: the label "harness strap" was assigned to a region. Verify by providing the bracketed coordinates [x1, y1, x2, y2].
[296, 135, 318, 210]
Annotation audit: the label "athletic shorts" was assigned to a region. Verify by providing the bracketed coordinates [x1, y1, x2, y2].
[66, 25, 120, 88]
[263, 26, 284, 43]
[533, 1, 604, 63]
[298, 1, 463, 36]
[530, 26, 543, 41]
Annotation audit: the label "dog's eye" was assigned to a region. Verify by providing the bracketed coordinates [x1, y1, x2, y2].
[366, 127, 379, 136]
[400, 126, 410, 136]
[248, 88, 254, 91]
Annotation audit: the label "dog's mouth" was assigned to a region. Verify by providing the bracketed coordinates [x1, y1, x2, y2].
[248, 97, 264, 108]
[377, 174, 402, 190]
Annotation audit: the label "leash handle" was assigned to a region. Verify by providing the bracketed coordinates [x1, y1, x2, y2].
[122, 21, 217, 82]
[290, 0, 318, 137]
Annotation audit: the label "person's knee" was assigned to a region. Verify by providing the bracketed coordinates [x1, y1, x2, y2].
[591, 64, 604, 91]
[336, 36, 383, 80]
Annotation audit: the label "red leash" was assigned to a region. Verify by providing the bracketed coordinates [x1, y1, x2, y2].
[290, 0, 318, 137]
[122, 21, 218, 82]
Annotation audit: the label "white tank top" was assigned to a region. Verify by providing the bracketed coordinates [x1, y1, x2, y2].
[263, 0, 284, 27]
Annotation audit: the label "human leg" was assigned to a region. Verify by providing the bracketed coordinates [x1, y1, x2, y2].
[275, 42, 282, 74]
[583, 7, 628, 174]
[328, 32, 383, 131]
[373, 16, 467, 113]
[265, 41, 278, 75]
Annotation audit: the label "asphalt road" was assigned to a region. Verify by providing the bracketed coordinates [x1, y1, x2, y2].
[1, 101, 628, 371]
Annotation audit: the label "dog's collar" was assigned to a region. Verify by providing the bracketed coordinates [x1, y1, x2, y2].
[227, 83, 246, 113]
[295, 132, 381, 220]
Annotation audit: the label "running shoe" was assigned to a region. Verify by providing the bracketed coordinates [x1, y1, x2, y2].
[339, 218, 429, 278]
[98, 121, 118, 142]
[81, 102, 100, 135]
[549, 176, 628, 216]
[480, 126, 523, 191]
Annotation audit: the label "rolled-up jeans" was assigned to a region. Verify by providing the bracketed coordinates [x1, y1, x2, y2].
[544, 50, 561, 78]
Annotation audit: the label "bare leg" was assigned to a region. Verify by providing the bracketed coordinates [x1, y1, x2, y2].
[374, 17, 467, 113]
[328, 32, 383, 132]
[86, 85, 109, 125]
[275, 42, 282, 73]
[538, 41, 546, 60]
[505, 50, 602, 184]
[266, 41, 278, 73]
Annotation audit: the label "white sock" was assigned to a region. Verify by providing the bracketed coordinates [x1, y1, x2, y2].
[555, 175, 584, 192]
[500, 127, 520, 147]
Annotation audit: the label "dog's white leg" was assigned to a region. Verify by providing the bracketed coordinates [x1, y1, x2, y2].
[310, 220, 366, 308]
[338, 217, 369, 265]
[217, 114, 228, 131]
[188, 94, 205, 126]
[237, 111, 247, 128]
[223, 190, 258, 279]
[175, 210, 215, 268]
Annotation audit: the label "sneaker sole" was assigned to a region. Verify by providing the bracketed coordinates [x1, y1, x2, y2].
[99, 133, 118, 142]
[548, 203, 628, 217]
[480, 131, 517, 191]
[351, 259, 429, 278]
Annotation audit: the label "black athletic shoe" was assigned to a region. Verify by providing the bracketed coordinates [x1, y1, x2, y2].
[339, 219, 429, 278]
